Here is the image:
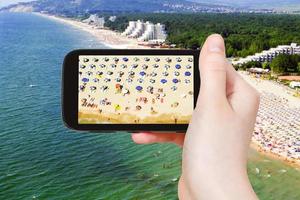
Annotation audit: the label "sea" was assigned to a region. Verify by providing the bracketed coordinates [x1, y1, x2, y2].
[0, 12, 299, 200]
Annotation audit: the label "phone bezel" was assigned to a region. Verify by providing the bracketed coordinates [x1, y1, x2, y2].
[62, 49, 200, 132]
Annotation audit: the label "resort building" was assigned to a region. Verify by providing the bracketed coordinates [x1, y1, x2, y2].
[109, 16, 117, 22]
[121, 21, 138, 37]
[122, 20, 168, 43]
[232, 43, 300, 66]
[83, 14, 105, 28]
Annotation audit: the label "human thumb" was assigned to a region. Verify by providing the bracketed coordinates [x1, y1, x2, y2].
[197, 34, 228, 106]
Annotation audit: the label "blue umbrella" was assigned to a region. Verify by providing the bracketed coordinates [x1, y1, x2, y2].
[136, 86, 143, 91]
[161, 79, 167, 84]
[175, 64, 181, 69]
[140, 71, 146, 76]
[82, 78, 89, 83]
[185, 72, 191, 76]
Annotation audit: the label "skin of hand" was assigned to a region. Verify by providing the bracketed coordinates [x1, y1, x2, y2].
[131, 34, 260, 200]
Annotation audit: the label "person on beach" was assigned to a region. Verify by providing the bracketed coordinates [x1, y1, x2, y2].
[132, 34, 260, 200]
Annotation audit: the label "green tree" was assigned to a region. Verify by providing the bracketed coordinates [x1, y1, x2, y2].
[270, 54, 297, 74]
[262, 62, 270, 69]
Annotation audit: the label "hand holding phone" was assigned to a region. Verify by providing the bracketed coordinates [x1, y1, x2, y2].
[62, 49, 200, 132]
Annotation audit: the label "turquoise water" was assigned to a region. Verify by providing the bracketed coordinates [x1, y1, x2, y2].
[0, 13, 299, 200]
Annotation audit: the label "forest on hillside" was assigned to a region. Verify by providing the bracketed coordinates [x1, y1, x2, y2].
[103, 13, 300, 58]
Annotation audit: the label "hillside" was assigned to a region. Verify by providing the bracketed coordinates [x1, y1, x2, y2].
[192, 0, 300, 9]
[0, 0, 238, 14]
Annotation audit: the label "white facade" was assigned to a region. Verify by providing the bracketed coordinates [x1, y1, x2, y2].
[290, 81, 300, 89]
[122, 20, 168, 43]
[83, 14, 105, 28]
[121, 21, 137, 36]
[138, 22, 155, 41]
[232, 43, 300, 66]
[128, 20, 145, 38]
[109, 16, 117, 22]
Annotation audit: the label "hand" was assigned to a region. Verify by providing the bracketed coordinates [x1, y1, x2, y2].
[132, 34, 260, 200]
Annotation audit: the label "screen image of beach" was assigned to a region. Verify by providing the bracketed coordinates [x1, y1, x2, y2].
[78, 55, 194, 124]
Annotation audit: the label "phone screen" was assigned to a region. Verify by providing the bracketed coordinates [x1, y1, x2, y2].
[78, 55, 194, 124]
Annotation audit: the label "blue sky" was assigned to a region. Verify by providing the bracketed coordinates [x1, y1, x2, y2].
[0, 0, 33, 8]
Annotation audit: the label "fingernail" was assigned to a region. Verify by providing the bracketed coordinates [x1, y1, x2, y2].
[208, 38, 223, 53]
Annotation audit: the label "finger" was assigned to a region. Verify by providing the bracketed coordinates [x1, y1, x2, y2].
[198, 34, 228, 105]
[131, 132, 185, 147]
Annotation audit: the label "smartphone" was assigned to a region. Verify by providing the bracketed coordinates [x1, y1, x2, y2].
[62, 49, 200, 132]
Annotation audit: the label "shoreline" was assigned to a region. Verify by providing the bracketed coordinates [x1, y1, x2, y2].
[243, 72, 300, 168]
[250, 143, 300, 169]
[36, 12, 300, 168]
[34, 12, 148, 49]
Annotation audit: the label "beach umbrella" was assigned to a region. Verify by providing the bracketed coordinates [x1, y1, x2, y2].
[166, 58, 172, 63]
[139, 71, 146, 76]
[173, 79, 179, 84]
[161, 79, 167, 84]
[142, 64, 148, 70]
[164, 65, 170, 70]
[136, 86, 143, 92]
[150, 72, 157, 77]
[154, 58, 160, 62]
[175, 64, 181, 69]
[186, 65, 192, 69]
[185, 79, 191, 84]
[137, 78, 144, 83]
[82, 78, 89, 83]
[185, 72, 191, 76]
[132, 64, 138, 68]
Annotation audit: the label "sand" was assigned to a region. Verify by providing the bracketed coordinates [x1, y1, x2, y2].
[78, 55, 194, 124]
[241, 72, 300, 167]
[240, 72, 300, 107]
[35, 13, 145, 49]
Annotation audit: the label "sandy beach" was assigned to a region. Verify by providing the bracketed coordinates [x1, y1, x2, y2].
[35, 13, 145, 49]
[241, 72, 300, 167]
[78, 55, 194, 124]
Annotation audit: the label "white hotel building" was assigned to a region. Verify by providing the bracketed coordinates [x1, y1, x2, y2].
[232, 43, 300, 66]
[121, 20, 168, 43]
[83, 14, 105, 28]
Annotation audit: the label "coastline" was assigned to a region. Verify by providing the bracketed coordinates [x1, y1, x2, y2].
[250, 143, 300, 169]
[35, 12, 300, 168]
[34, 12, 147, 49]
[243, 72, 300, 168]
